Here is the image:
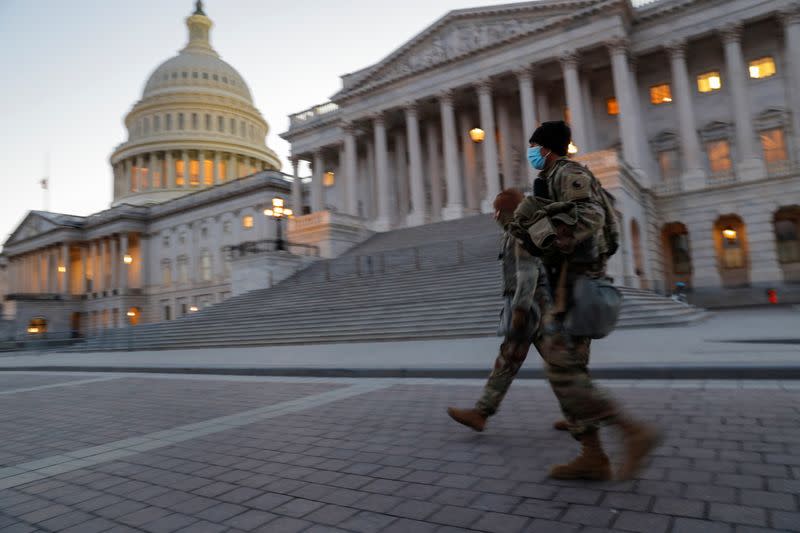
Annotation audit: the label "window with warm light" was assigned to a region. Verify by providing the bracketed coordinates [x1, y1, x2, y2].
[242, 215, 254, 229]
[658, 149, 681, 181]
[175, 159, 185, 186]
[706, 140, 732, 173]
[650, 84, 673, 105]
[204, 159, 214, 186]
[606, 97, 619, 116]
[749, 57, 776, 79]
[189, 159, 200, 186]
[324, 171, 336, 187]
[720, 226, 744, 269]
[27, 317, 47, 335]
[697, 71, 722, 93]
[760, 128, 788, 163]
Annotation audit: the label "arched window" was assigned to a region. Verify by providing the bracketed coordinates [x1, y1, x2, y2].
[775, 207, 800, 264]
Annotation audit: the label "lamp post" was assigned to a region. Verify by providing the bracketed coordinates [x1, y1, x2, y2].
[264, 197, 293, 251]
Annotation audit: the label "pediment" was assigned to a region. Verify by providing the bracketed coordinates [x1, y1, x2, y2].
[336, 0, 608, 98]
[4, 211, 82, 246]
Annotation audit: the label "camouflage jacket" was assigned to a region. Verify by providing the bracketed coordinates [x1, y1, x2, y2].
[499, 231, 542, 313]
[510, 157, 619, 268]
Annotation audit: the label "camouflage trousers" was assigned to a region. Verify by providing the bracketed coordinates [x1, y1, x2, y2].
[475, 286, 619, 439]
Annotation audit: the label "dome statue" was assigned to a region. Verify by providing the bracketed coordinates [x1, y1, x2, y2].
[110, 1, 281, 207]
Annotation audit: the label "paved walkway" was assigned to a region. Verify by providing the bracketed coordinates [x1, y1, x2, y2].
[0, 308, 798, 378]
[0, 372, 798, 532]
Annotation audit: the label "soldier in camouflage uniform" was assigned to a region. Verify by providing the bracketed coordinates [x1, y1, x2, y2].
[446, 189, 564, 433]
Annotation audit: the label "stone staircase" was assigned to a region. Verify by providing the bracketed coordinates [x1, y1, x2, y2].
[73, 215, 708, 351]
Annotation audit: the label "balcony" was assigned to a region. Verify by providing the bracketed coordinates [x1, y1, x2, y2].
[288, 102, 340, 130]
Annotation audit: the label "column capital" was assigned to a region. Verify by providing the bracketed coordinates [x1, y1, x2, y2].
[605, 36, 630, 56]
[513, 65, 534, 81]
[437, 89, 455, 105]
[339, 120, 357, 134]
[719, 21, 744, 45]
[780, 2, 800, 26]
[665, 39, 687, 59]
[403, 101, 419, 115]
[474, 78, 493, 96]
[560, 50, 580, 69]
[370, 111, 386, 126]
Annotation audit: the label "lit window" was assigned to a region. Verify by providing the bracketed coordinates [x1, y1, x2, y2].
[175, 159, 185, 186]
[189, 159, 200, 186]
[760, 128, 787, 163]
[657, 149, 680, 181]
[204, 159, 213, 185]
[706, 140, 732, 173]
[650, 84, 673, 105]
[720, 225, 744, 269]
[606, 97, 619, 116]
[749, 57, 776, 79]
[323, 171, 335, 187]
[697, 71, 722, 93]
[219, 160, 227, 182]
[242, 215, 254, 229]
[27, 317, 47, 335]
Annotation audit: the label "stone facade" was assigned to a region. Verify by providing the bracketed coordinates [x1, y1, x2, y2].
[282, 0, 800, 304]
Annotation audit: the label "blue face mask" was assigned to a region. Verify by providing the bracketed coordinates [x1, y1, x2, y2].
[527, 146, 549, 170]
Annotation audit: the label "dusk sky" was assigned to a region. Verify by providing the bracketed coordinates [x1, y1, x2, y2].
[0, 0, 531, 248]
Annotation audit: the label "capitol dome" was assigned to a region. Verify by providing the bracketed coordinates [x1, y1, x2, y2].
[110, 1, 281, 207]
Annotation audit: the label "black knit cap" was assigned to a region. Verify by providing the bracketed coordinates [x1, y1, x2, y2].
[529, 120, 571, 157]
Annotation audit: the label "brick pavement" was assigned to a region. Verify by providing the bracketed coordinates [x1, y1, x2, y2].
[0, 373, 797, 532]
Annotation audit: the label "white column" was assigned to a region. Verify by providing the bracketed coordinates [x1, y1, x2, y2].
[459, 110, 479, 212]
[101, 239, 109, 292]
[393, 131, 409, 223]
[149, 152, 159, 188]
[182, 151, 190, 188]
[372, 114, 392, 230]
[782, 6, 800, 159]
[124, 159, 133, 192]
[213, 151, 222, 184]
[60, 243, 69, 295]
[80, 246, 88, 294]
[89, 241, 97, 293]
[425, 121, 442, 223]
[404, 104, 426, 226]
[560, 51, 588, 151]
[580, 68, 597, 153]
[476, 80, 501, 212]
[496, 98, 514, 190]
[311, 150, 325, 212]
[667, 40, 706, 190]
[686, 219, 723, 289]
[290, 157, 303, 216]
[228, 153, 236, 181]
[136, 155, 145, 191]
[198, 150, 206, 186]
[440, 91, 464, 220]
[608, 39, 641, 171]
[110, 237, 118, 291]
[343, 123, 359, 217]
[721, 22, 765, 181]
[629, 58, 656, 181]
[120, 233, 129, 291]
[166, 151, 175, 188]
[517, 66, 538, 187]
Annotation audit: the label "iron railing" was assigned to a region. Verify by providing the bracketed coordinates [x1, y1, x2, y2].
[223, 239, 321, 258]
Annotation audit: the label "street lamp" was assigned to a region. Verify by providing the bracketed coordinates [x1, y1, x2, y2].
[469, 128, 485, 143]
[264, 197, 293, 251]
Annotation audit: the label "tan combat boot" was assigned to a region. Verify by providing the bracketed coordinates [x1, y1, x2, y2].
[548, 432, 612, 481]
[618, 421, 661, 480]
[553, 419, 570, 431]
[446, 407, 487, 432]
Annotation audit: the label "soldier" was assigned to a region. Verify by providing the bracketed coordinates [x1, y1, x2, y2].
[516, 120, 659, 480]
[446, 189, 565, 432]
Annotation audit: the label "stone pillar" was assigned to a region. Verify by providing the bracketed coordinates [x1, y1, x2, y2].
[89, 241, 97, 294]
[136, 155, 145, 191]
[373, 113, 392, 230]
[214, 151, 222, 184]
[110, 236, 118, 291]
[667, 40, 706, 190]
[425, 121, 442, 222]
[60, 243, 69, 295]
[124, 159, 133, 192]
[629, 58, 656, 181]
[100, 239, 108, 292]
[686, 219, 723, 289]
[120, 233, 129, 292]
[166, 151, 175, 188]
[608, 38, 641, 170]
[580, 69, 597, 153]
[516, 67, 538, 185]
[149, 152, 158, 189]
[459, 110, 479, 212]
[198, 150, 206, 186]
[182, 150, 190, 188]
[782, 5, 800, 159]
[721, 23, 765, 181]
[560, 51, 588, 152]
[496, 98, 514, 190]
[393, 131, 409, 222]
[404, 104, 426, 226]
[290, 157, 303, 216]
[228, 153, 236, 181]
[440, 91, 464, 220]
[476, 80, 501, 212]
[311, 150, 325, 212]
[745, 213, 783, 285]
[343, 123, 359, 217]
[80, 246, 88, 294]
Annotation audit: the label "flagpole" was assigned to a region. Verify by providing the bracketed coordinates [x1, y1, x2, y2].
[42, 152, 50, 211]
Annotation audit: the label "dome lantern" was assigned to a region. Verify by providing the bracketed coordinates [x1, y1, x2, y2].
[183, 1, 215, 56]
